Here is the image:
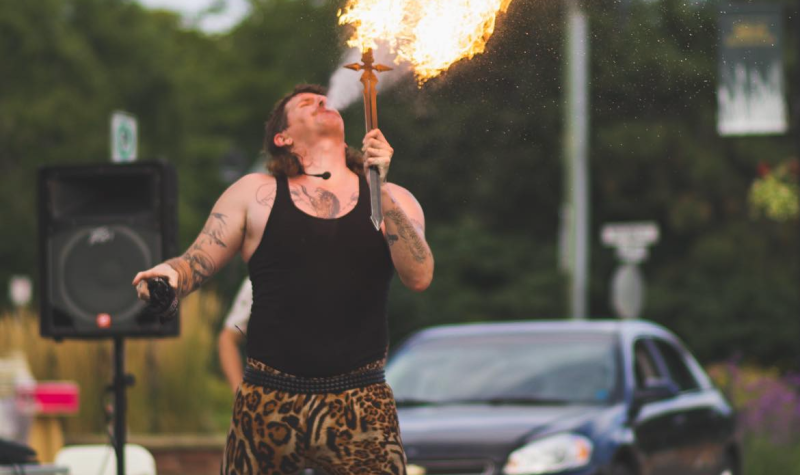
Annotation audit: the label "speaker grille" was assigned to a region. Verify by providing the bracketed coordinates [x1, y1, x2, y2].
[55, 225, 154, 325]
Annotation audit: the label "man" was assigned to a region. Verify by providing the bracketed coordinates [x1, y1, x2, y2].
[218, 278, 251, 393]
[132, 84, 433, 475]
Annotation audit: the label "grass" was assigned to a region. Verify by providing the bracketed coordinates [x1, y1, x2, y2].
[743, 437, 800, 475]
[0, 291, 233, 435]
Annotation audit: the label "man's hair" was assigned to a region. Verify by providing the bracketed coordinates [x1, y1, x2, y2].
[264, 84, 364, 178]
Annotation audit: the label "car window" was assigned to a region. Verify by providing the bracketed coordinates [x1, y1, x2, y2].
[387, 332, 620, 404]
[652, 339, 700, 392]
[633, 339, 663, 389]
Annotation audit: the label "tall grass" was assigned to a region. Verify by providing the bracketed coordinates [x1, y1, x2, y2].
[0, 291, 232, 435]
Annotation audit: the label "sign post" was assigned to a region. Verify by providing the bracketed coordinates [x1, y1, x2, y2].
[601, 222, 659, 320]
[110, 112, 138, 163]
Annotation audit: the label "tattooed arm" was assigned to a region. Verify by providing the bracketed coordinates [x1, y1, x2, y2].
[360, 129, 433, 291]
[132, 175, 257, 301]
[382, 183, 434, 292]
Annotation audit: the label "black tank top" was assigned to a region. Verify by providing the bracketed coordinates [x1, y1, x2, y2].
[246, 174, 394, 377]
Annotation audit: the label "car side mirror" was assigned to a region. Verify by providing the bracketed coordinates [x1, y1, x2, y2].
[629, 378, 679, 420]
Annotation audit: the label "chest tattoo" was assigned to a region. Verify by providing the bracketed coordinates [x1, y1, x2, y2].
[292, 185, 341, 218]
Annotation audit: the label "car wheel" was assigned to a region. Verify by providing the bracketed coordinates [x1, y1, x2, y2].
[610, 463, 636, 475]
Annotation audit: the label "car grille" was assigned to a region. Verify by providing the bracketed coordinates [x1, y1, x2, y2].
[410, 459, 495, 475]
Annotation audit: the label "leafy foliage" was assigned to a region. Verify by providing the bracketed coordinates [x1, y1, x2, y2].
[748, 160, 799, 221]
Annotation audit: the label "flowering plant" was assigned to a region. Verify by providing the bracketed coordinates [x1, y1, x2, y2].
[748, 159, 799, 222]
[708, 362, 800, 444]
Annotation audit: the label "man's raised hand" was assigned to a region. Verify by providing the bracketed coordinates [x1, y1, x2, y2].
[362, 129, 393, 183]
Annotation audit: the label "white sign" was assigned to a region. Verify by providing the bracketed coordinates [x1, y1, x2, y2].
[111, 111, 138, 162]
[611, 264, 644, 319]
[9, 275, 32, 308]
[601, 222, 659, 248]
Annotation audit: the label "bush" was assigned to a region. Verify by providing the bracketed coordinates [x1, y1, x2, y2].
[708, 363, 800, 474]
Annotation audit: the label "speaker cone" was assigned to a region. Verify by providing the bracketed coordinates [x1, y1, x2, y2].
[55, 225, 153, 325]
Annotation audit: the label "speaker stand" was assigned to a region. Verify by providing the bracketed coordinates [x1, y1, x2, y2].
[109, 336, 135, 475]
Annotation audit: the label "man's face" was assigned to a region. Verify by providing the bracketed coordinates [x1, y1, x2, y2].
[283, 93, 344, 143]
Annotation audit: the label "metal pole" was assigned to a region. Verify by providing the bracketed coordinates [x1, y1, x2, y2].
[114, 337, 126, 475]
[563, 0, 590, 319]
[795, 0, 800, 161]
[795, 0, 800, 372]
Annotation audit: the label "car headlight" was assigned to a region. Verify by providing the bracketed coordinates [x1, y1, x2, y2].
[503, 433, 593, 475]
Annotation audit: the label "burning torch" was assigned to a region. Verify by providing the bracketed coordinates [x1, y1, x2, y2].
[338, 0, 514, 229]
[345, 49, 392, 231]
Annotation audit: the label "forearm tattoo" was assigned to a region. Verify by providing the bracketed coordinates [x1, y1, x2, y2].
[166, 213, 228, 297]
[385, 209, 429, 263]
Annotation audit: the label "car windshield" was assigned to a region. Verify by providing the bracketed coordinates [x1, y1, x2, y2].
[387, 331, 620, 405]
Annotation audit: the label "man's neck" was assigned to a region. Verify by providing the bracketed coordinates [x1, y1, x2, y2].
[295, 138, 350, 182]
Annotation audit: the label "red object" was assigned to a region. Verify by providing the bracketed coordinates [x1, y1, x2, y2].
[97, 313, 111, 328]
[757, 162, 770, 177]
[16, 382, 80, 415]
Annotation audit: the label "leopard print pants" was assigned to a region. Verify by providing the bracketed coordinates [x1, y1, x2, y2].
[222, 359, 407, 475]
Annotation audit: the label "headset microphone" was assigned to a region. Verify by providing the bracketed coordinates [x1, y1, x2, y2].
[304, 171, 331, 180]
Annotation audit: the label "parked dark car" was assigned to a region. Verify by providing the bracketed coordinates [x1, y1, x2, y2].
[386, 320, 739, 475]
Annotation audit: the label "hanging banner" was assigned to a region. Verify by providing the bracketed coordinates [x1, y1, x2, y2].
[717, 4, 787, 136]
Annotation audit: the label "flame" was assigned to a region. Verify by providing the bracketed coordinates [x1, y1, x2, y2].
[338, 0, 513, 84]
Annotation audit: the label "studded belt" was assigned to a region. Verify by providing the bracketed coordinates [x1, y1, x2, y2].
[243, 365, 386, 394]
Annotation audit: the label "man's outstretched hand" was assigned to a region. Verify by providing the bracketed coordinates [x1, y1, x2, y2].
[132, 263, 179, 302]
[146, 277, 179, 323]
[133, 264, 180, 323]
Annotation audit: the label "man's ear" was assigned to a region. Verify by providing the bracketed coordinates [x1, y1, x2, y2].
[274, 133, 293, 147]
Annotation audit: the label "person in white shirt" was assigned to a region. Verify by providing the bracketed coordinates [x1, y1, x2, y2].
[217, 278, 252, 393]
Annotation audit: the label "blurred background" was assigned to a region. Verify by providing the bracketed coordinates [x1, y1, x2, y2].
[0, 0, 798, 473]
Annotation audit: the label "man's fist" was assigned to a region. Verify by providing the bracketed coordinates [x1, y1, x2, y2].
[132, 263, 179, 302]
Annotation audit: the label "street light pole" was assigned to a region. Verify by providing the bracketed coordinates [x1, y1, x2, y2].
[795, 0, 800, 162]
[795, 0, 800, 372]
[563, 0, 590, 320]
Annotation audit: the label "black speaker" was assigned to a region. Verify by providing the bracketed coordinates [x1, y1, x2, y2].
[38, 161, 179, 339]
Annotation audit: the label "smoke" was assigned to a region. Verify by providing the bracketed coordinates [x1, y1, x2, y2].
[327, 44, 413, 111]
